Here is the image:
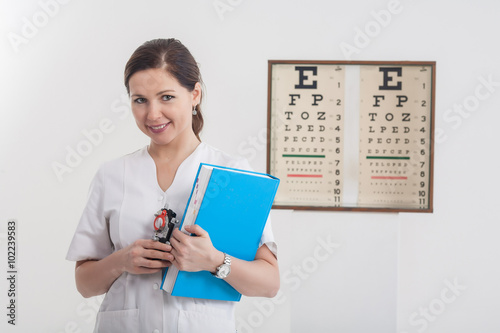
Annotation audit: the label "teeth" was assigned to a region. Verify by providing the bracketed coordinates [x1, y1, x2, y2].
[151, 124, 167, 130]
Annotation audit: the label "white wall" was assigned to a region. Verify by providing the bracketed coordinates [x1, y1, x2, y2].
[1, 0, 499, 332]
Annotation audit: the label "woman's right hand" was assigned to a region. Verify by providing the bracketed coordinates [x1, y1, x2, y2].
[75, 239, 174, 297]
[120, 239, 174, 275]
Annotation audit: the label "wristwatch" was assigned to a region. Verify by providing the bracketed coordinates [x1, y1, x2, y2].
[213, 253, 231, 279]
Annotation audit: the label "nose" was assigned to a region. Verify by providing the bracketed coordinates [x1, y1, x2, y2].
[147, 101, 162, 121]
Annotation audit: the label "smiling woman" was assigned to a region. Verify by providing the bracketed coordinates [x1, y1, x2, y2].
[65, 38, 280, 333]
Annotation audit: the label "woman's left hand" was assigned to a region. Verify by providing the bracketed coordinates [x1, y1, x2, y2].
[169, 225, 222, 273]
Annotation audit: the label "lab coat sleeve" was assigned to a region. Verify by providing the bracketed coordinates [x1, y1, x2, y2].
[66, 167, 114, 261]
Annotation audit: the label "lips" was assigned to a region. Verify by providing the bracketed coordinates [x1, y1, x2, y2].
[148, 122, 169, 134]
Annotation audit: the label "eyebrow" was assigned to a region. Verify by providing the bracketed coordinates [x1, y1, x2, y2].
[156, 89, 176, 96]
[131, 89, 176, 98]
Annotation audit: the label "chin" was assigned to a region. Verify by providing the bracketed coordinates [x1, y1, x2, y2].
[151, 138, 175, 146]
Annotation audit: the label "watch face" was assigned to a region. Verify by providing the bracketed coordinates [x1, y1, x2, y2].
[218, 264, 230, 278]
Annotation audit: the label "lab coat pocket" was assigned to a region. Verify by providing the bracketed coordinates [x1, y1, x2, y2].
[178, 308, 235, 333]
[95, 308, 139, 333]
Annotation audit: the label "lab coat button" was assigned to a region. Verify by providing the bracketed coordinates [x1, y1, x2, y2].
[158, 196, 163, 201]
[153, 283, 159, 290]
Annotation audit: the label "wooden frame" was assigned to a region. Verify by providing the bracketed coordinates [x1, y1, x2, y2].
[267, 60, 435, 212]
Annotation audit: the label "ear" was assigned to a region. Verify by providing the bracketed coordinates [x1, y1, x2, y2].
[191, 82, 202, 105]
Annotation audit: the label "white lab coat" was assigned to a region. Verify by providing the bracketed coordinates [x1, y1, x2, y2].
[66, 143, 277, 333]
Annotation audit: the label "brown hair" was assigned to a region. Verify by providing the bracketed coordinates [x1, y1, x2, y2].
[124, 38, 204, 140]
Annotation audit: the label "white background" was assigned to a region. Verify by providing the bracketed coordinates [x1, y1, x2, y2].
[1, 0, 499, 332]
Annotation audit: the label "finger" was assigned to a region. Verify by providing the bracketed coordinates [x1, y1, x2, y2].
[169, 233, 183, 254]
[134, 260, 169, 274]
[144, 248, 174, 262]
[129, 256, 167, 273]
[134, 267, 163, 275]
[169, 238, 188, 261]
[184, 224, 208, 237]
[142, 239, 172, 252]
[171, 228, 189, 242]
[139, 256, 171, 269]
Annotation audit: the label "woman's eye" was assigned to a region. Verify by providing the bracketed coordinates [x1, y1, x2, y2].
[134, 97, 146, 104]
[162, 95, 174, 101]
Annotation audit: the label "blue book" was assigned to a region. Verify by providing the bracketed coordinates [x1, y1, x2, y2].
[160, 163, 280, 301]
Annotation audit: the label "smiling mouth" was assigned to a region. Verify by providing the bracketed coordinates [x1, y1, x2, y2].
[148, 123, 170, 133]
[150, 124, 167, 130]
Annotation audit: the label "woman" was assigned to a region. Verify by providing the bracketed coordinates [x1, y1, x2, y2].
[66, 38, 279, 333]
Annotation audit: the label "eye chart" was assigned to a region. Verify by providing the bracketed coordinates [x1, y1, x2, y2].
[267, 61, 435, 212]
